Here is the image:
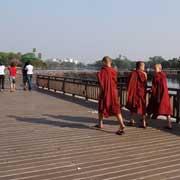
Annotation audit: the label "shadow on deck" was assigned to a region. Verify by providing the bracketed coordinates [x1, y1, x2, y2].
[12, 88, 180, 137]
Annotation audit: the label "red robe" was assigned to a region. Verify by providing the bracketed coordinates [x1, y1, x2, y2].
[98, 66, 121, 118]
[126, 70, 147, 115]
[147, 72, 171, 116]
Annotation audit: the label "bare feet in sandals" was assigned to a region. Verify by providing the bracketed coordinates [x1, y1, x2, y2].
[116, 125, 125, 135]
[94, 119, 103, 129]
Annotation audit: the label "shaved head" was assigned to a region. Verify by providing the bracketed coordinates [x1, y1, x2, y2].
[102, 56, 112, 67]
[154, 64, 162, 72]
[102, 56, 112, 63]
[136, 61, 145, 71]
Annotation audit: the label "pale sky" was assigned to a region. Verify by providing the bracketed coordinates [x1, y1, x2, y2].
[0, 0, 180, 63]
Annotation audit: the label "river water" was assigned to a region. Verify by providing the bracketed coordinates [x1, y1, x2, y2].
[165, 78, 179, 89]
[148, 78, 180, 89]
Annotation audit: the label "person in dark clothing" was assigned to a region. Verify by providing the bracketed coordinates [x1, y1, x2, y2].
[22, 62, 28, 91]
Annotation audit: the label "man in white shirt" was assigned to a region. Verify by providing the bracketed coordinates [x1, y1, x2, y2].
[25, 61, 34, 91]
[0, 62, 5, 91]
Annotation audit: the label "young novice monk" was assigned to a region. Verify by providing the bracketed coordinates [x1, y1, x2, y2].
[126, 61, 147, 128]
[147, 64, 172, 129]
[97, 56, 126, 135]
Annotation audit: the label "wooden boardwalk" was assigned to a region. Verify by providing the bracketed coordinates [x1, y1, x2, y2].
[1, 85, 180, 180]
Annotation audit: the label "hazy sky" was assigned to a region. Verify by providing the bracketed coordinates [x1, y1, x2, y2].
[0, 0, 180, 63]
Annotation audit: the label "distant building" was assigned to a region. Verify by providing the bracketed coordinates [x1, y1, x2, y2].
[46, 57, 79, 64]
[74, 60, 79, 64]
[52, 58, 58, 62]
[69, 58, 73, 63]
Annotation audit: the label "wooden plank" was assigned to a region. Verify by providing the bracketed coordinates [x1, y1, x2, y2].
[1, 79, 180, 180]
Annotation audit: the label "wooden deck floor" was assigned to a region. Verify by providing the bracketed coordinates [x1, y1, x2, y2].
[1, 85, 180, 180]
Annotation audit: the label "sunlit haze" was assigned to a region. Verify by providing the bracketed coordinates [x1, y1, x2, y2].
[0, 0, 180, 63]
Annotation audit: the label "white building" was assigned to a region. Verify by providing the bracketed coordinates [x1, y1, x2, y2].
[52, 58, 58, 62]
[74, 60, 79, 64]
[47, 57, 80, 64]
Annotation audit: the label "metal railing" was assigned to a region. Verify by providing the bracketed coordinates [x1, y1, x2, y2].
[36, 75, 180, 123]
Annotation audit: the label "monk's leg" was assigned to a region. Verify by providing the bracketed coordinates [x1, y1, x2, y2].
[129, 112, 135, 125]
[141, 114, 147, 128]
[115, 114, 126, 135]
[97, 113, 103, 128]
[116, 113, 126, 130]
[167, 115, 172, 129]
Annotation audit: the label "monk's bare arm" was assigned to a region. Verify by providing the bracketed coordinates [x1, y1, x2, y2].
[142, 71, 147, 80]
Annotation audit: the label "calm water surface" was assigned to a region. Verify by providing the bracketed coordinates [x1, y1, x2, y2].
[148, 78, 180, 89]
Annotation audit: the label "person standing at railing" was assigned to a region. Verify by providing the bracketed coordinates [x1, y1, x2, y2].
[126, 61, 147, 128]
[147, 64, 172, 129]
[96, 56, 126, 135]
[0, 62, 5, 91]
[25, 61, 34, 91]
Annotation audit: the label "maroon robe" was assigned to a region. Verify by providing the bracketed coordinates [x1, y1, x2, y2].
[126, 70, 147, 115]
[147, 72, 171, 116]
[98, 66, 121, 118]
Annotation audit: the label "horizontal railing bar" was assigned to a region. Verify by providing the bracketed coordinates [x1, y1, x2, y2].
[36, 75, 179, 93]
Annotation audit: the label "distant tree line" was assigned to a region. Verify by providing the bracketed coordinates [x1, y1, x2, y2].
[0, 51, 86, 70]
[1, 52, 180, 70]
[0, 52, 47, 69]
[87, 55, 180, 70]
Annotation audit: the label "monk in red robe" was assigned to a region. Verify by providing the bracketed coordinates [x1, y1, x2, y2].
[126, 61, 147, 128]
[97, 56, 125, 135]
[147, 64, 172, 129]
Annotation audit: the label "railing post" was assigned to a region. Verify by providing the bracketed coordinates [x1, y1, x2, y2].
[85, 82, 88, 100]
[36, 75, 39, 87]
[119, 85, 123, 107]
[48, 76, 50, 90]
[176, 90, 180, 123]
[62, 78, 66, 94]
[72, 79, 75, 97]
[42, 75, 45, 89]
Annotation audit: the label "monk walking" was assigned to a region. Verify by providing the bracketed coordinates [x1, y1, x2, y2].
[96, 56, 126, 135]
[126, 61, 147, 128]
[147, 64, 172, 129]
